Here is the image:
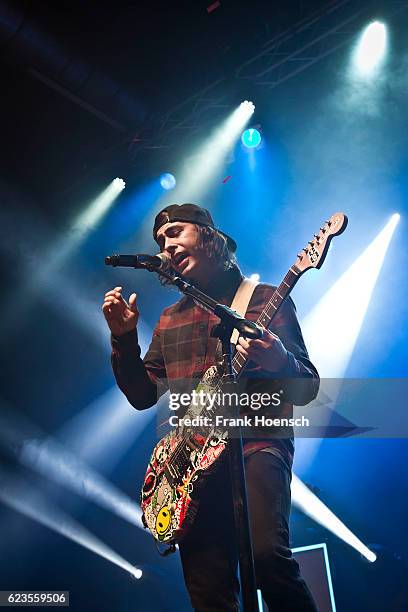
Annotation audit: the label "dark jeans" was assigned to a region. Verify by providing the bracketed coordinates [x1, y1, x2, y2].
[179, 451, 318, 612]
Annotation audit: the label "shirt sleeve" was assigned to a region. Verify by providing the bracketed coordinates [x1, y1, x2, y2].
[111, 320, 168, 410]
[269, 296, 320, 405]
[245, 287, 319, 406]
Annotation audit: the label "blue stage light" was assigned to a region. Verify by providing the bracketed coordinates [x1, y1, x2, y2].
[241, 128, 262, 149]
[160, 173, 176, 190]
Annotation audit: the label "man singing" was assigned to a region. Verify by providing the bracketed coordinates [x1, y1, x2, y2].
[103, 203, 319, 611]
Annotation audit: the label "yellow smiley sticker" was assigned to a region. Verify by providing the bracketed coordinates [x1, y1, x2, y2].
[156, 506, 171, 536]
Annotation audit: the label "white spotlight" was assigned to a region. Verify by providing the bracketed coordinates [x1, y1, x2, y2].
[19, 437, 144, 528]
[165, 102, 255, 202]
[302, 213, 400, 378]
[0, 468, 144, 578]
[113, 177, 126, 190]
[130, 568, 143, 580]
[0, 406, 145, 529]
[249, 273, 260, 282]
[295, 213, 400, 471]
[353, 21, 387, 77]
[239, 100, 255, 114]
[292, 474, 377, 562]
[74, 178, 125, 232]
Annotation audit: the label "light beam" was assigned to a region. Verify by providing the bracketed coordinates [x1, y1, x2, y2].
[0, 405, 144, 529]
[0, 468, 143, 579]
[292, 474, 377, 562]
[164, 101, 255, 202]
[302, 213, 400, 378]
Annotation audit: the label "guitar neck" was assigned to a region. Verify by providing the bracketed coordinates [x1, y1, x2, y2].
[232, 265, 302, 377]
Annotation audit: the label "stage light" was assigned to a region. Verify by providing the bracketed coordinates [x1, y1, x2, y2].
[57, 380, 155, 473]
[249, 273, 260, 282]
[241, 128, 262, 149]
[73, 178, 126, 235]
[353, 21, 387, 77]
[30, 177, 126, 273]
[0, 406, 145, 529]
[19, 437, 144, 528]
[130, 568, 143, 580]
[292, 474, 377, 562]
[160, 173, 176, 190]
[302, 213, 400, 378]
[257, 590, 265, 612]
[0, 179, 164, 344]
[239, 100, 255, 114]
[0, 467, 144, 579]
[113, 177, 126, 190]
[54, 320, 154, 474]
[159, 101, 255, 202]
[294, 213, 400, 471]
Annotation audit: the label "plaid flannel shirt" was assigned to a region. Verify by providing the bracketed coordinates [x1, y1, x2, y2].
[111, 267, 319, 469]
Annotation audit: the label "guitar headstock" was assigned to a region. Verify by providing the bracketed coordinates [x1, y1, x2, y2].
[295, 212, 348, 272]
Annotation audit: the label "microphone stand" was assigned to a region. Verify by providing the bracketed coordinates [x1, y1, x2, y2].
[139, 263, 260, 612]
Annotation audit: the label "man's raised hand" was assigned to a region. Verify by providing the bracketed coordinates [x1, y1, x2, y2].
[102, 286, 139, 336]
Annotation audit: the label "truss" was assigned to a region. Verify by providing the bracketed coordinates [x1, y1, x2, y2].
[129, 0, 408, 163]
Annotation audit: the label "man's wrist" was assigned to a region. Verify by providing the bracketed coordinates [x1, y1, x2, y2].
[111, 327, 138, 348]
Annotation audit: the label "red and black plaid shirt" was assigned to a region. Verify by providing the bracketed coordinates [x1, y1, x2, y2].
[111, 267, 319, 469]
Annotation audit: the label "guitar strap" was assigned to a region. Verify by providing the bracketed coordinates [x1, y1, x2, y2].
[229, 276, 259, 346]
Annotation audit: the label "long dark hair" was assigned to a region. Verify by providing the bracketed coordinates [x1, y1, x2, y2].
[195, 224, 238, 272]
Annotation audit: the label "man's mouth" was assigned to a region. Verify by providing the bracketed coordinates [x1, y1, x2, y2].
[173, 252, 189, 269]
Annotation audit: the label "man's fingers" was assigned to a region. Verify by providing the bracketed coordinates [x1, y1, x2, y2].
[236, 344, 248, 356]
[238, 337, 267, 352]
[103, 307, 114, 319]
[102, 299, 119, 311]
[104, 292, 125, 302]
[261, 329, 279, 342]
[103, 296, 122, 306]
[102, 296, 127, 317]
[105, 286, 122, 295]
[102, 302, 114, 317]
[238, 337, 250, 349]
[128, 293, 138, 312]
[104, 287, 124, 299]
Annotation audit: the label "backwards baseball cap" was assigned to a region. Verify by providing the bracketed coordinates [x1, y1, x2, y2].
[153, 203, 237, 252]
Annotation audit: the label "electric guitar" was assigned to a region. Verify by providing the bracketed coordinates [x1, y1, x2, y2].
[140, 213, 348, 546]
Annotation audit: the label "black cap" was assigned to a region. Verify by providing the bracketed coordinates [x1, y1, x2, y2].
[153, 203, 237, 252]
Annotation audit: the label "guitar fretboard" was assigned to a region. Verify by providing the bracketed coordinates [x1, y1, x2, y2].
[179, 264, 303, 436]
[232, 265, 301, 377]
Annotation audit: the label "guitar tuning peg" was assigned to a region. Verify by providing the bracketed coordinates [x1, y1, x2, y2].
[297, 253, 303, 259]
[313, 234, 320, 241]
[320, 226, 326, 232]
[302, 247, 308, 253]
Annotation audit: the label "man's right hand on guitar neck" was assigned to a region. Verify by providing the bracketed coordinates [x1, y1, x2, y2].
[102, 286, 139, 337]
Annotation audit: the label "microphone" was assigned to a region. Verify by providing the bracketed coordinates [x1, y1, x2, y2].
[105, 253, 169, 270]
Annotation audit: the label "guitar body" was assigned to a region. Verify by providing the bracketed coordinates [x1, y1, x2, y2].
[140, 426, 228, 543]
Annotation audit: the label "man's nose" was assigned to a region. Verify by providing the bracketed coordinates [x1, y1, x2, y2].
[164, 241, 178, 255]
